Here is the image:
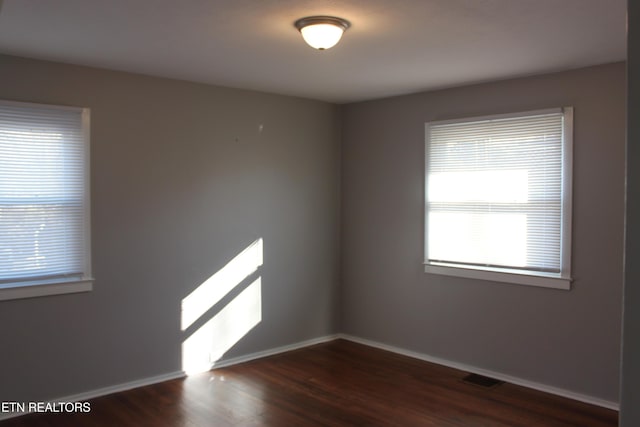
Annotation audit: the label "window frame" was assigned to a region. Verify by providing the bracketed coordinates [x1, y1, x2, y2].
[424, 107, 573, 290]
[0, 99, 93, 301]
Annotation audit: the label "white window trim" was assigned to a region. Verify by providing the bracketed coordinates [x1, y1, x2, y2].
[424, 107, 573, 290]
[0, 99, 94, 301]
[0, 278, 93, 301]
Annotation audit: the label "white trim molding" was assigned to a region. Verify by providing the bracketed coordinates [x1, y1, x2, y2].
[0, 371, 185, 421]
[0, 279, 93, 301]
[211, 335, 339, 369]
[0, 335, 339, 422]
[338, 334, 619, 411]
[0, 333, 617, 422]
[424, 107, 574, 290]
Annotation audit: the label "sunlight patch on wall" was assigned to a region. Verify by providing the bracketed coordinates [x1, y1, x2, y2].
[182, 278, 262, 374]
[181, 239, 263, 375]
[181, 239, 263, 331]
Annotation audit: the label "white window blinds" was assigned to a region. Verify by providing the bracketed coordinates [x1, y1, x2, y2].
[0, 100, 90, 285]
[425, 108, 572, 282]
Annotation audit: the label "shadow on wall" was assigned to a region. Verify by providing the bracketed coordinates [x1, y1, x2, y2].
[180, 239, 263, 374]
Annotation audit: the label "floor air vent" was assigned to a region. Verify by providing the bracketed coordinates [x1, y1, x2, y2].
[462, 373, 505, 388]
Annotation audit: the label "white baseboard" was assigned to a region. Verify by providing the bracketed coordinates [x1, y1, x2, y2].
[0, 370, 186, 422]
[211, 334, 339, 369]
[337, 334, 619, 411]
[0, 334, 338, 422]
[0, 332, 617, 422]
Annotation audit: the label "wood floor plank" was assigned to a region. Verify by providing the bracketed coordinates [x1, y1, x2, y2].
[0, 339, 618, 426]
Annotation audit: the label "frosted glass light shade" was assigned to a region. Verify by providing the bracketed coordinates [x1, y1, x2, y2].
[295, 16, 350, 50]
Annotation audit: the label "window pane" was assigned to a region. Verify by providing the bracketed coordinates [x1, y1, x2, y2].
[426, 109, 569, 277]
[0, 101, 89, 285]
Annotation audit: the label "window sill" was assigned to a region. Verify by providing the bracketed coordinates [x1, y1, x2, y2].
[0, 278, 94, 301]
[424, 263, 571, 290]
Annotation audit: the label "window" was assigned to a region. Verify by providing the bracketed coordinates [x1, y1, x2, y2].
[0, 100, 92, 300]
[424, 107, 573, 289]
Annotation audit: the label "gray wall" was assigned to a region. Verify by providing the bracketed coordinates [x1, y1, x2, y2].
[0, 52, 627, 408]
[0, 54, 341, 402]
[621, 0, 640, 424]
[341, 63, 626, 403]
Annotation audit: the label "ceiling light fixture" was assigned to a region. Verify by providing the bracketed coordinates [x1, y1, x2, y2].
[294, 16, 351, 50]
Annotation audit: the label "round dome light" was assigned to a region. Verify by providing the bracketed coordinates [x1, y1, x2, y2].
[294, 16, 351, 50]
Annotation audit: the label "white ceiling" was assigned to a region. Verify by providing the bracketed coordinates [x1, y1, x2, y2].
[0, 0, 627, 104]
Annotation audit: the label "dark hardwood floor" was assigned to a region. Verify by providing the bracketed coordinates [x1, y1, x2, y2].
[1, 339, 618, 426]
